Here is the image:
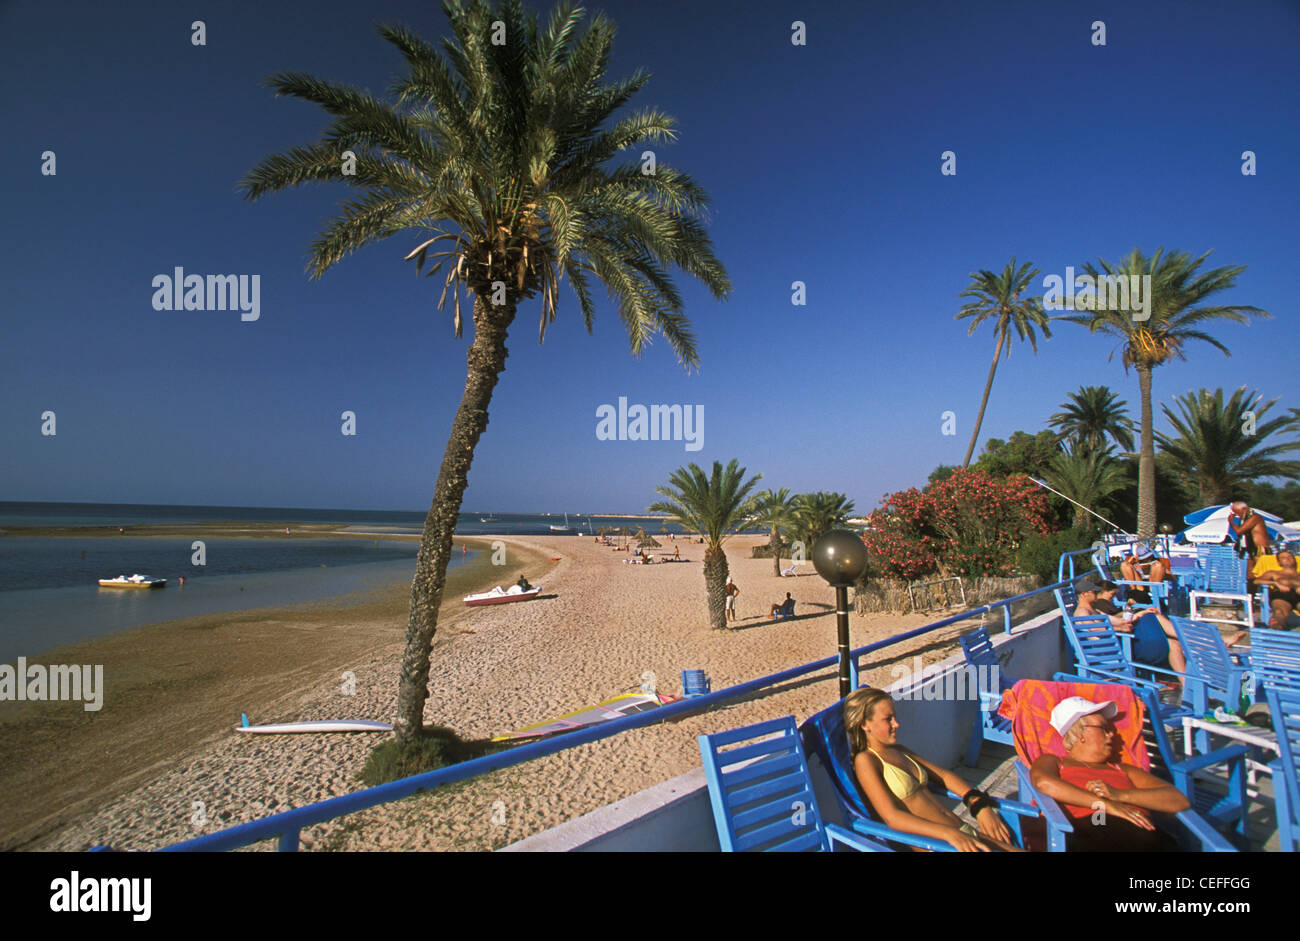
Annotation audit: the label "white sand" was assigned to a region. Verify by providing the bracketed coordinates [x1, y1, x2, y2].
[35, 534, 988, 851]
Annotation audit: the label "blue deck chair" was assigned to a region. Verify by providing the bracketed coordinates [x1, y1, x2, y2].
[1252, 628, 1300, 695]
[1170, 617, 1254, 717]
[697, 716, 889, 851]
[1056, 605, 1196, 728]
[1187, 546, 1270, 627]
[800, 697, 1041, 851]
[1055, 584, 1134, 661]
[1008, 678, 1236, 852]
[1093, 555, 1175, 612]
[1265, 686, 1300, 852]
[959, 625, 1015, 766]
[681, 669, 711, 697]
[1131, 683, 1250, 840]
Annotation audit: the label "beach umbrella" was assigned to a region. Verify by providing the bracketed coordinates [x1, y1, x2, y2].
[1178, 504, 1300, 545]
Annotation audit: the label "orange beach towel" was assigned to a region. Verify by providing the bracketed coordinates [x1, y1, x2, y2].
[998, 678, 1149, 769]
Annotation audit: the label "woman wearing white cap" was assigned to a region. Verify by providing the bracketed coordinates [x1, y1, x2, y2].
[1029, 697, 1187, 851]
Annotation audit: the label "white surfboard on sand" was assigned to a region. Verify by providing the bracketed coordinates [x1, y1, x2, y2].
[237, 713, 393, 734]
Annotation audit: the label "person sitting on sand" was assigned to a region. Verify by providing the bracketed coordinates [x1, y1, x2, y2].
[516, 574, 533, 591]
[770, 592, 795, 619]
[1255, 550, 1300, 628]
[1075, 578, 1188, 675]
[1029, 697, 1186, 852]
[1118, 544, 1170, 605]
[845, 688, 1021, 852]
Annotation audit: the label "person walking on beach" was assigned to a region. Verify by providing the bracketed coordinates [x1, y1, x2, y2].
[725, 576, 740, 622]
[673, 545, 680, 561]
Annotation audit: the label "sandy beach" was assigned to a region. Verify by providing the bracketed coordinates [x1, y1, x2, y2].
[13, 533, 995, 852]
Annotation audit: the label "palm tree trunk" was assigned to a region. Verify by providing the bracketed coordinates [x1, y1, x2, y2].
[961, 330, 1005, 467]
[771, 526, 781, 577]
[1136, 364, 1156, 536]
[394, 295, 516, 742]
[704, 544, 728, 630]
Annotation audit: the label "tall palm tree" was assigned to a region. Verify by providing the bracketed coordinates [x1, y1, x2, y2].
[1156, 387, 1300, 506]
[1042, 445, 1130, 529]
[792, 491, 856, 548]
[1063, 249, 1269, 535]
[239, 0, 730, 743]
[1048, 385, 1137, 454]
[744, 488, 797, 576]
[956, 258, 1053, 467]
[649, 460, 761, 630]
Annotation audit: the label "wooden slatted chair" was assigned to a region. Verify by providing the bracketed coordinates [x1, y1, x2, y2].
[1000, 678, 1236, 852]
[1252, 628, 1300, 695]
[697, 716, 889, 852]
[681, 669, 711, 698]
[800, 696, 1041, 851]
[1130, 683, 1250, 840]
[1057, 609, 1196, 729]
[1170, 617, 1253, 718]
[959, 625, 1016, 765]
[1265, 686, 1300, 852]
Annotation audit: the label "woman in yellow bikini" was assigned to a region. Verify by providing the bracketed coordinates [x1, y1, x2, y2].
[845, 688, 1022, 852]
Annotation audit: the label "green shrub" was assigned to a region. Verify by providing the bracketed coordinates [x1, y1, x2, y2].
[1016, 525, 1100, 584]
[360, 726, 510, 787]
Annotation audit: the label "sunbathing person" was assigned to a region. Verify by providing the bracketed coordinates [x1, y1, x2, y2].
[1255, 550, 1300, 628]
[844, 688, 1021, 852]
[1118, 543, 1169, 605]
[1074, 579, 1187, 674]
[1029, 697, 1187, 851]
[769, 592, 794, 619]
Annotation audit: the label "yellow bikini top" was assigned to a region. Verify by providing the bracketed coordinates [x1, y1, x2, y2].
[866, 746, 927, 800]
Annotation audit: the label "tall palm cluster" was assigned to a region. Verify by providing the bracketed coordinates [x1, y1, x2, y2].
[743, 489, 855, 576]
[240, 0, 730, 743]
[958, 248, 1275, 535]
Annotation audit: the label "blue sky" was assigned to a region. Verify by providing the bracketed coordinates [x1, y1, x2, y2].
[2, 0, 1297, 514]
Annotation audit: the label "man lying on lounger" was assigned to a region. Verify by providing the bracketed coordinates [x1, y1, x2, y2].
[1074, 578, 1188, 675]
[1254, 550, 1300, 628]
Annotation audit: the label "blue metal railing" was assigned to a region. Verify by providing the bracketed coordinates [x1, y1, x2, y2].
[162, 572, 1081, 852]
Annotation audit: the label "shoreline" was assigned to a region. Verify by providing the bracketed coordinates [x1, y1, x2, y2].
[0, 535, 557, 851]
[16, 533, 981, 852]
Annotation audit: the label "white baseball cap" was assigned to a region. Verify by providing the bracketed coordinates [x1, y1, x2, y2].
[1050, 697, 1118, 738]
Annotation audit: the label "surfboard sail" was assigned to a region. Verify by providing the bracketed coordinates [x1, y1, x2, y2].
[491, 692, 679, 742]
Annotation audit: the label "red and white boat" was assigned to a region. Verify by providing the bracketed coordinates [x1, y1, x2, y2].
[463, 584, 541, 607]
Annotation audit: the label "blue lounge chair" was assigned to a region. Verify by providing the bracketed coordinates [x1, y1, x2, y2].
[1130, 683, 1250, 840]
[1186, 546, 1270, 628]
[1252, 628, 1300, 694]
[1170, 617, 1253, 714]
[1006, 678, 1236, 852]
[681, 669, 711, 697]
[1056, 600, 1198, 727]
[959, 625, 1016, 766]
[697, 716, 889, 851]
[800, 697, 1040, 851]
[1265, 686, 1300, 852]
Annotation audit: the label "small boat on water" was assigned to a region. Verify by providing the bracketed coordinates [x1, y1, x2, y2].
[98, 573, 166, 589]
[464, 584, 541, 606]
[549, 512, 575, 533]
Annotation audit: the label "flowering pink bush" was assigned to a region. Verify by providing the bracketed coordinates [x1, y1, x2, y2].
[861, 469, 1055, 579]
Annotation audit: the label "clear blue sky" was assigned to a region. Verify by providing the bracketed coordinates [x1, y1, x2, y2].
[2, 0, 1297, 514]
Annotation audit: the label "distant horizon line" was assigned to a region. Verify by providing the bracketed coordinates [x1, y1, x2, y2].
[0, 499, 669, 518]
